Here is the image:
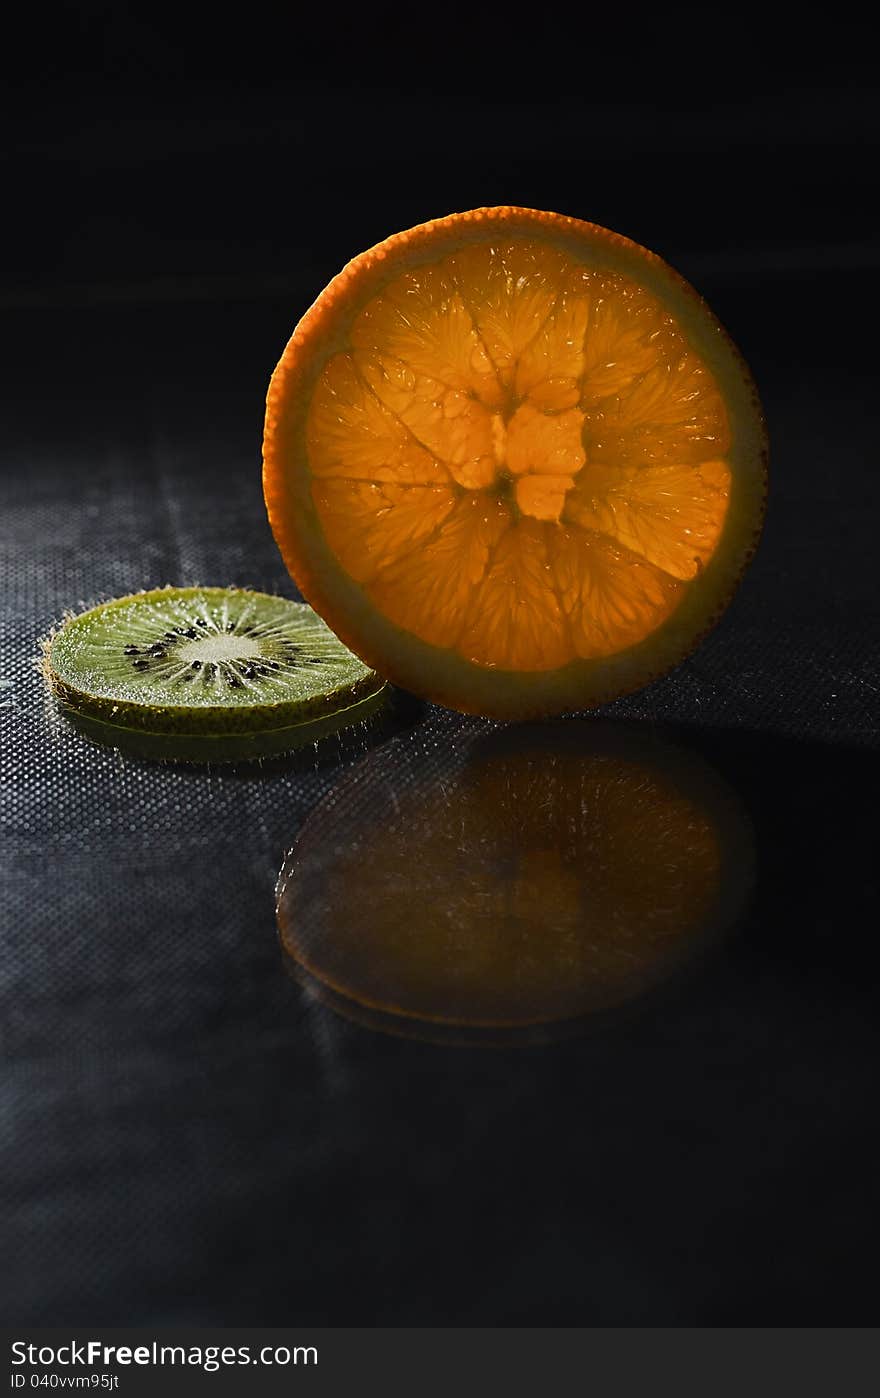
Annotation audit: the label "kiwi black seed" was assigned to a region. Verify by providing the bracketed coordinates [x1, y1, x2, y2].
[44, 586, 388, 763]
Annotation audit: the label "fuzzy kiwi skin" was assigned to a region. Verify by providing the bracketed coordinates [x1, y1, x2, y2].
[56, 686, 389, 763]
[46, 666, 385, 735]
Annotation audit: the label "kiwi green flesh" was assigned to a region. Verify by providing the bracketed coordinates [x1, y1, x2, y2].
[47, 587, 385, 736]
[57, 685, 389, 763]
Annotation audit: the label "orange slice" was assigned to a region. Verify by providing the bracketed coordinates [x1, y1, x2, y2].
[263, 208, 767, 718]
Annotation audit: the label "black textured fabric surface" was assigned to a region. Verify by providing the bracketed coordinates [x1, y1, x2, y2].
[2, 45, 879, 1325]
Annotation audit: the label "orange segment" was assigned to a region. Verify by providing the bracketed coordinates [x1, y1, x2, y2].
[264, 208, 767, 718]
[306, 351, 448, 484]
[353, 348, 498, 489]
[458, 518, 571, 671]
[512, 274, 589, 407]
[350, 261, 503, 407]
[566, 459, 732, 581]
[446, 240, 576, 388]
[577, 273, 678, 402]
[367, 495, 511, 651]
[551, 526, 683, 658]
[582, 347, 731, 467]
[311, 479, 457, 585]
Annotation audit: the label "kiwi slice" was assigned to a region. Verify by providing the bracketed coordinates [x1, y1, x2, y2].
[45, 586, 388, 763]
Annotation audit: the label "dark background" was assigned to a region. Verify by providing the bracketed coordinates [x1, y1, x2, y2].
[2, 6, 879, 1325]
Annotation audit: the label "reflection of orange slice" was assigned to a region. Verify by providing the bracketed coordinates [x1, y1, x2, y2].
[264, 208, 767, 718]
[277, 721, 754, 1041]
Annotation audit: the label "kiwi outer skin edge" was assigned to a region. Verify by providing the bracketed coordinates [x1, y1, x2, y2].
[48, 667, 385, 735]
[56, 685, 389, 763]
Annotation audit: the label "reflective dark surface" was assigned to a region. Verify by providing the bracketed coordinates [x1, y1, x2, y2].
[3, 22, 880, 1326]
[279, 719, 755, 1044]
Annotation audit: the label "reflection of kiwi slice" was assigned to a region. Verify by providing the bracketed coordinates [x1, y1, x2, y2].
[278, 719, 754, 1044]
[44, 586, 388, 763]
